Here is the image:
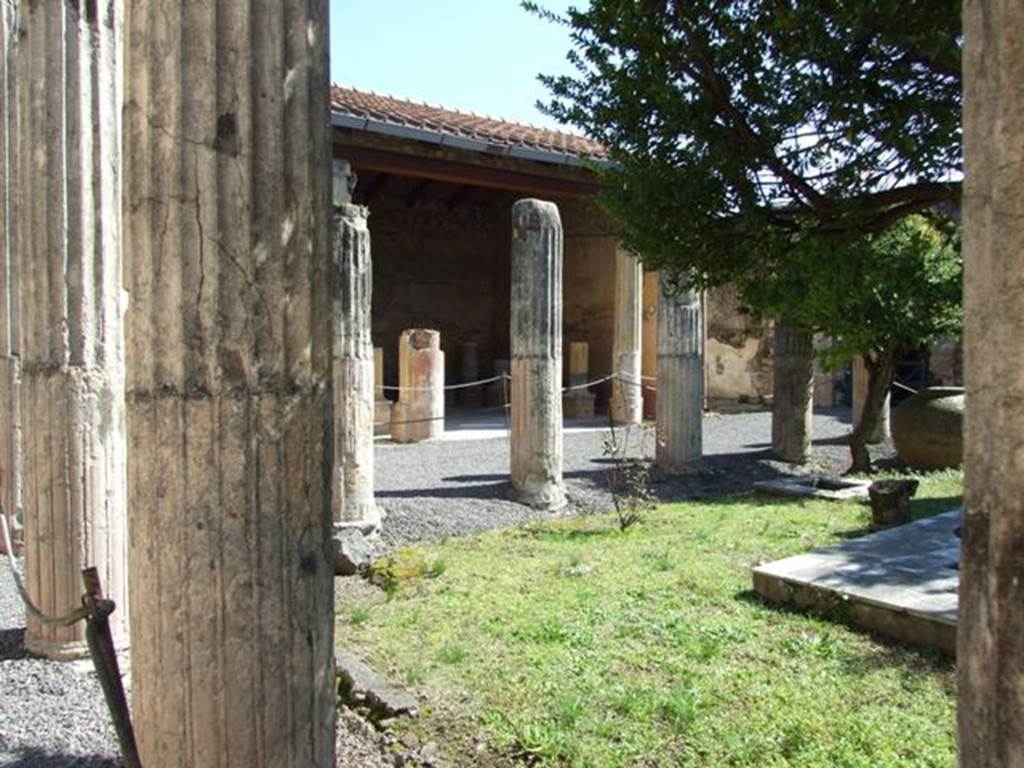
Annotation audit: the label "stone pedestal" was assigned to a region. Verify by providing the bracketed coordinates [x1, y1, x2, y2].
[391, 329, 444, 443]
[960, 8, 1024, 760]
[459, 341, 483, 408]
[510, 199, 566, 510]
[123, 2, 335, 765]
[374, 347, 393, 437]
[655, 273, 703, 473]
[610, 248, 643, 425]
[484, 359, 511, 408]
[563, 341, 596, 419]
[771, 320, 814, 464]
[11, 2, 128, 660]
[852, 356, 890, 443]
[332, 190, 379, 534]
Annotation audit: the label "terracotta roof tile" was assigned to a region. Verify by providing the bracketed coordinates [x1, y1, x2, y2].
[331, 84, 608, 162]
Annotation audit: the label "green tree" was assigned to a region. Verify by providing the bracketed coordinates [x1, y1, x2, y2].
[528, 0, 963, 469]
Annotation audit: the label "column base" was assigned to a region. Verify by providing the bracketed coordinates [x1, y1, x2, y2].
[24, 633, 91, 662]
[513, 478, 567, 512]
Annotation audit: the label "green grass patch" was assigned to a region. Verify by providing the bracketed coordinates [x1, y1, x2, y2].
[337, 470, 961, 767]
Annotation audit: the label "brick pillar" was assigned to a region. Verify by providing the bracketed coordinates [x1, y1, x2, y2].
[655, 273, 703, 473]
[610, 247, 643, 425]
[391, 329, 444, 443]
[12, 1, 128, 660]
[771, 319, 814, 463]
[959, 2, 1024, 764]
[332, 182, 378, 532]
[123, 1, 335, 764]
[510, 199, 566, 510]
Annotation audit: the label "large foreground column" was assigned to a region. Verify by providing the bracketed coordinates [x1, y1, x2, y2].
[959, 3, 1024, 765]
[14, 2, 128, 659]
[771, 320, 814, 463]
[124, 3, 335, 765]
[0, 3, 21, 553]
[610, 247, 643, 425]
[332, 186, 379, 532]
[852, 356, 890, 443]
[510, 199, 566, 510]
[391, 329, 444, 443]
[655, 273, 702, 473]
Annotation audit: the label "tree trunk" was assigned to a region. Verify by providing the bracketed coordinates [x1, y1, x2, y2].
[847, 351, 896, 474]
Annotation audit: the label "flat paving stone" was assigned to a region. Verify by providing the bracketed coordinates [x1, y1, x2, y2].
[753, 474, 872, 501]
[752, 509, 962, 654]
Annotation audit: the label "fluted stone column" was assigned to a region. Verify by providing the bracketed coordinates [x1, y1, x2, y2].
[123, 3, 335, 766]
[770, 319, 811, 462]
[10, 2, 128, 660]
[391, 329, 444, 443]
[960, 3, 1024, 763]
[510, 199, 566, 510]
[563, 341, 595, 418]
[655, 273, 703, 473]
[852, 356, 890, 443]
[332, 180, 378, 532]
[611, 247, 643, 425]
[0, 2, 21, 554]
[771, 320, 814, 463]
[459, 341, 483, 408]
[374, 347, 393, 436]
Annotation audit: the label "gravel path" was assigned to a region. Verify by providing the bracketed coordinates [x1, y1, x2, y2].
[0, 406, 885, 766]
[376, 406, 879, 550]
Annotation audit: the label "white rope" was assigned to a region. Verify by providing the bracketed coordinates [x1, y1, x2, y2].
[377, 373, 508, 393]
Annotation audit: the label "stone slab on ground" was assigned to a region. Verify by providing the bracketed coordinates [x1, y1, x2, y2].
[336, 650, 420, 720]
[753, 474, 872, 501]
[752, 509, 961, 654]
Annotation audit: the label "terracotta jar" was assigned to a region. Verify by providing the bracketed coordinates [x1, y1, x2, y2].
[891, 387, 964, 470]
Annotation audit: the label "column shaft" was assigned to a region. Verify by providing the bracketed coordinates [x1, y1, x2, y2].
[960, 2, 1024, 764]
[510, 199, 566, 509]
[771, 320, 814, 463]
[15, 2, 128, 659]
[391, 329, 444, 443]
[611, 247, 643, 425]
[655, 273, 703, 473]
[564, 341, 595, 418]
[123, 2, 335, 765]
[333, 200, 378, 531]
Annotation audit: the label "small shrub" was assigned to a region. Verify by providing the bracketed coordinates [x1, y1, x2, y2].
[603, 420, 657, 532]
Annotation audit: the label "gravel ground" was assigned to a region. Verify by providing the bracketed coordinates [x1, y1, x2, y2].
[376, 405, 884, 550]
[0, 406, 887, 766]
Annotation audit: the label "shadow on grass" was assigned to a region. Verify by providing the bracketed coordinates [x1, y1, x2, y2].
[735, 589, 955, 671]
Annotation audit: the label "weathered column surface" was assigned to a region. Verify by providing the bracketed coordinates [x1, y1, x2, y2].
[511, 199, 566, 510]
[391, 329, 444, 443]
[610, 247, 643, 425]
[655, 273, 703, 473]
[13, 2, 128, 660]
[771, 320, 814, 463]
[459, 341, 483, 408]
[852, 356, 890, 443]
[374, 347, 393, 436]
[959, 3, 1024, 765]
[563, 341, 595, 418]
[332, 189, 378, 532]
[124, 2, 335, 766]
[0, 2, 21, 554]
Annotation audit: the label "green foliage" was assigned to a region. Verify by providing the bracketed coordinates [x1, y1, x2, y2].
[602, 421, 657, 531]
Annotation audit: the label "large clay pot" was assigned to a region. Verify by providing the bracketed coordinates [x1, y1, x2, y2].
[891, 387, 964, 470]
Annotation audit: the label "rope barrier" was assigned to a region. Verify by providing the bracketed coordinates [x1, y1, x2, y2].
[377, 373, 508, 393]
[891, 380, 918, 394]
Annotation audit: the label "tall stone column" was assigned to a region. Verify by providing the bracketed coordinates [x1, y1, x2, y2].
[852, 356, 890, 443]
[0, 2, 21, 554]
[11, 2, 128, 660]
[771, 320, 814, 463]
[610, 247, 643, 425]
[332, 176, 378, 532]
[391, 329, 444, 443]
[960, 2, 1024, 764]
[123, 2, 335, 766]
[510, 199, 566, 510]
[655, 273, 703, 473]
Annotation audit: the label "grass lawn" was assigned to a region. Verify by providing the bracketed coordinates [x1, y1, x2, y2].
[336, 471, 962, 767]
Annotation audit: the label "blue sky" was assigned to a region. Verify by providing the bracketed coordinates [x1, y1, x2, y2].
[330, 1, 578, 130]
